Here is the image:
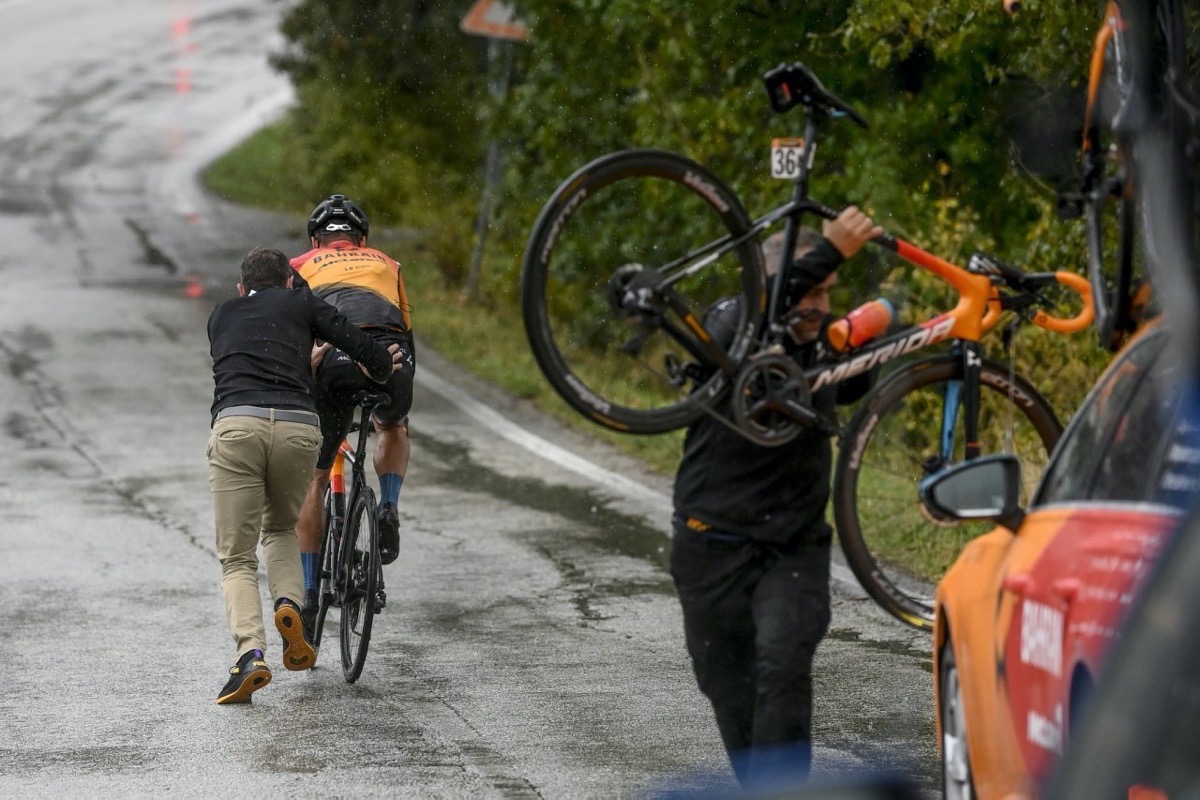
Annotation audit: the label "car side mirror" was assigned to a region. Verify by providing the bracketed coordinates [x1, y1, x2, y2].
[919, 454, 1025, 531]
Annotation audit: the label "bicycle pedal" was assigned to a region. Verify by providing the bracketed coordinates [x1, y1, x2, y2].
[374, 590, 387, 611]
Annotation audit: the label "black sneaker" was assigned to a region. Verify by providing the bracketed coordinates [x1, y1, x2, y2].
[216, 648, 271, 705]
[378, 502, 400, 565]
[274, 598, 316, 672]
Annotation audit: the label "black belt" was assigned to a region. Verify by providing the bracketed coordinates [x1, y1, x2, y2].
[215, 406, 319, 426]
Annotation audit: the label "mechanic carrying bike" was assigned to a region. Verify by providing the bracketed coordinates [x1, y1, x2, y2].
[289, 194, 416, 631]
[671, 206, 881, 788]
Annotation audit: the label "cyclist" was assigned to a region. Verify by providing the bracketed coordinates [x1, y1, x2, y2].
[289, 194, 416, 627]
[670, 206, 881, 787]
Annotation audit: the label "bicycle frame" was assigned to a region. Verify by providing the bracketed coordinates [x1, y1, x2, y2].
[1080, 0, 1138, 349]
[324, 402, 376, 604]
[644, 119, 1092, 443]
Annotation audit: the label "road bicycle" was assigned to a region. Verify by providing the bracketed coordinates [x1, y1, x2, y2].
[310, 390, 389, 682]
[1007, 0, 1196, 353]
[519, 61, 1094, 629]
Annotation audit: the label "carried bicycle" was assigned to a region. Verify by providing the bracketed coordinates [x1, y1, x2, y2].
[310, 390, 389, 682]
[519, 61, 1094, 629]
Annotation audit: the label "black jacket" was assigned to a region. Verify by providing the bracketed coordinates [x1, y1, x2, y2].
[672, 237, 872, 544]
[207, 286, 393, 424]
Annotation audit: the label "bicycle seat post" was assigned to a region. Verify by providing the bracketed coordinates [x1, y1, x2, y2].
[765, 112, 824, 344]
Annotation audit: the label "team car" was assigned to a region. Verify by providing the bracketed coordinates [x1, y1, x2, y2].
[920, 320, 1192, 798]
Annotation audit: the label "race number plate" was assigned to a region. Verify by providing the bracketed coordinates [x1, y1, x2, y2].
[770, 138, 806, 179]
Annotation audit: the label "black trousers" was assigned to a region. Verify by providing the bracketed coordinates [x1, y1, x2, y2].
[669, 519, 832, 786]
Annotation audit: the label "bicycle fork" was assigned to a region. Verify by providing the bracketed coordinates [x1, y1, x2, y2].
[930, 341, 984, 474]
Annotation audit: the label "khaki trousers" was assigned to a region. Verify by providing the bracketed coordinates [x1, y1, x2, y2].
[207, 414, 322, 656]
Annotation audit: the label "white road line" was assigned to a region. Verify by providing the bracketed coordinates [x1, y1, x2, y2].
[415, 366, 674, 517]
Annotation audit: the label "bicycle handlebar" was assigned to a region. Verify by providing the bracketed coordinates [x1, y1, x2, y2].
[1030, 271, 1095, 332]
[808, 201, 1095, 335]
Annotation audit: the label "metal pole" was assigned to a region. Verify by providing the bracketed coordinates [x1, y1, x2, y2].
[465, 37, 512, 301]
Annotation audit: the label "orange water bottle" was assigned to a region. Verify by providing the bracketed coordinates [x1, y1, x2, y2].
[825, 298, 895, 352]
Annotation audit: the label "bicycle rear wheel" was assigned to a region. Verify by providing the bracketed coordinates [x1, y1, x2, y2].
[832, 355, 1062, 629]
[340, 487, 380, 683]
[521, 149, 764, 435]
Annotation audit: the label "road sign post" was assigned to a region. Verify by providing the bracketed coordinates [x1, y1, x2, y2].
[461, 1, 529, 301]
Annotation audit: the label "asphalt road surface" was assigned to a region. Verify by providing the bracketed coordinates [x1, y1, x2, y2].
[0, 0, 938, 796]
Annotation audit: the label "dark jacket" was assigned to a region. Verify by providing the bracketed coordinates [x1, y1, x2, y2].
[207, 286, 393, 424]
[672, 237, 872, 544]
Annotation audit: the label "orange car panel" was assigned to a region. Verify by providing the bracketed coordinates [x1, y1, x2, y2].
[935, 504, 1178, 799]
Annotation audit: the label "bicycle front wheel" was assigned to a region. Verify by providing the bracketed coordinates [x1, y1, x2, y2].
[312, 487, 337, 651]
[340, 487, 380, 683]
[521, 149, 764, 435]
[832, 355, 1062, 629]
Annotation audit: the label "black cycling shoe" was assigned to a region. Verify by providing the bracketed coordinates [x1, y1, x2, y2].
[274, 597, 316, 672]
[378, 502, 400, 565]
[216, 648, 272, 705]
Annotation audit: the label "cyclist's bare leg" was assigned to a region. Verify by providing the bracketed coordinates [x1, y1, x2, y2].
[296, 468, 332, 553]
[372, 418, 409, 568]
[372, 419, 410, 479]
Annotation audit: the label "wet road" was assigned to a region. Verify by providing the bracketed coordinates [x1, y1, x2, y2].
[0, 0, 938, 796]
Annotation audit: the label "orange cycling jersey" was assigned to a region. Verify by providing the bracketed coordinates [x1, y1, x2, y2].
[290, 241, 412, 333]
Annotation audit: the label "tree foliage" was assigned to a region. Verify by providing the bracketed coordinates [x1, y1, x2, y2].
[271, 0, 486, 276]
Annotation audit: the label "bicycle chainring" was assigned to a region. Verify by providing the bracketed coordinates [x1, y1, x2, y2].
[729, 351, 813, 447]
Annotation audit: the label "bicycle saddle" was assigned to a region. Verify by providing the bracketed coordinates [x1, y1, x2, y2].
[762, 62, 868, 128]
[352, 390, 390, 409]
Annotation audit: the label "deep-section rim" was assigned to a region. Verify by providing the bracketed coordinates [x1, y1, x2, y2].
[520, 148, 764, 435]
[832, 355, 1062, 629]
[340, 487, 379, 683]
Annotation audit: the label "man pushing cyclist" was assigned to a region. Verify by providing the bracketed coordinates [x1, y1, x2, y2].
[289, 194, 416, 635]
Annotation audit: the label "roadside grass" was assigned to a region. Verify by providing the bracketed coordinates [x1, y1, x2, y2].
[203, 120, 312, 216]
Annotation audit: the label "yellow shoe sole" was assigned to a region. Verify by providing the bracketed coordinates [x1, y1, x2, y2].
[275, 604, 316, 671]
[216, 665, 272, 704]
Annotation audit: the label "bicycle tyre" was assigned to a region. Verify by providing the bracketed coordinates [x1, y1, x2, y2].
[340, 486, 379, 683]
[521, 149, 765, 435]
[832, 354, 1062, 630]
[311, 487, 337, 651]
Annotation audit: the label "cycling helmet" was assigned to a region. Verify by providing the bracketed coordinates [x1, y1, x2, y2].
[306, 194, 370, 238]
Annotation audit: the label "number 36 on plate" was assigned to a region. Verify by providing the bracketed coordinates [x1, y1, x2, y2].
[771, 138, 809, 180]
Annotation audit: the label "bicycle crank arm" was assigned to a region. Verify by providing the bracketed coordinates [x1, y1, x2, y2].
[777, 395, 837, 434]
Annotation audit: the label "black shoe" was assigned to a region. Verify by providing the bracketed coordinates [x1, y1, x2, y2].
[216, 648, 272, 704]
[274, 598, 315, 672]
[378, 502, 400, 565]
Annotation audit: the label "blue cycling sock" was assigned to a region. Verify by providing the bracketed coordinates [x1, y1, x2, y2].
[379, 473, 404, 506]
[301, 552, 318, 591]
